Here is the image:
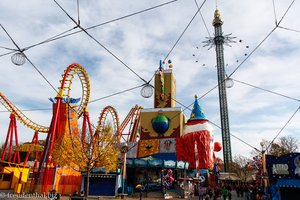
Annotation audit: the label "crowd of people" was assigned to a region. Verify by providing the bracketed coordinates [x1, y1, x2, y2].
[233, 184, 267, 200]
[195, 183, 268, 200]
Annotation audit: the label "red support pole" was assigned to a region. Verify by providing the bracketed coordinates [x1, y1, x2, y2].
[34, 132, 39, 168]
[41, 98, 62, 193]
[86, 112, 94, 138]
[8, 120, 13, 162]
[1, 114, 20, 163]
[24, 132, 39, 166]
[33, 132, 50, 190]
[82, 110, 94, 142]
[82, 111, 87, 142]
[24, 143, 32, 166]
[1, 120, 11, 160]
[13, 115, 20, 164]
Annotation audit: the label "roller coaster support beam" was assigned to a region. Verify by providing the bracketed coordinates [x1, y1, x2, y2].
[128, 107, 141, 142]
[35, 91, 63, 192]
[43, 97, 62, 192]
[82, 108, 94, 145]
[1, 113, 20, 164]
[119, 105, 142, 143]
[24, 131, 39, 167]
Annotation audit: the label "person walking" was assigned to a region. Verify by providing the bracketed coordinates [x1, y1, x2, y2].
[198, 186, 205, 200]
[207, 187, 213, 199]
[213, 186, 221, 200]
[228, 190, 232, 200]
[235, 184, 240, 197]
[240, 184, 244, 198]
[221, 186, 228, 200]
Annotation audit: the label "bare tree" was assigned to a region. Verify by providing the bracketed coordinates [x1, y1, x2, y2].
[251, 136, 299, 157]
[268, 136, 298, 156]
[231, 155, 256, 181]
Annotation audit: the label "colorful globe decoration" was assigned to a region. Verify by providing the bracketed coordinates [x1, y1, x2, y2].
[151, 114, 169, 135]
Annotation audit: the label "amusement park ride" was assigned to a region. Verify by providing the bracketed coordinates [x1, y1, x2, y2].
[0, 6, 257, 196]
[0, 63, 142, 194]
[0, 60, 222, 197]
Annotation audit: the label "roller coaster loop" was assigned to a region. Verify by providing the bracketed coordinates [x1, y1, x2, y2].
[95, 105, 120, 141]
[0, 63, 90, 133]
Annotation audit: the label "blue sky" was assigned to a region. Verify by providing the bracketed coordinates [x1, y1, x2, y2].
[0, 0, 300, 160]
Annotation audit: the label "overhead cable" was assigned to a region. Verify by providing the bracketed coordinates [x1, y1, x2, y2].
[209, 121, 260, 152]
[228, 0, 296, 78]
[0, 0, 178, 58]
[0, 27, 78, 58]
[163, 0, 208, 63]
[278, 25, 300, 33]
[89, 84, 144, 103]
[232, 78, 300, 102]
[53, 0, 148, 84]
[265, 105, 300, 151]
[272, 0, 278, 25]
[194, 0, 211, 38]
[0, 24, 58, 94]
[0, 84, 145, 113]
[148, 0, 208, 83]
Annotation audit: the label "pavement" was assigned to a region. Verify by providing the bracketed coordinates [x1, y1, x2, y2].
[0, 190, 245, 200]
[122, 190, 243, 200]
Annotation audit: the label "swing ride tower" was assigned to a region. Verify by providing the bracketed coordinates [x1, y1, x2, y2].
[213, 9, 232, 172]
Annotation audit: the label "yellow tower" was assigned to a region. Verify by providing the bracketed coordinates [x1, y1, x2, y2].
[138, 61, 186, 158]
[154, 62, 176, 108]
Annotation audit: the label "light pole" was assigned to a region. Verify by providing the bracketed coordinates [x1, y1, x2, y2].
[121, 143, 129, 198]
[260, 142, 267, 191]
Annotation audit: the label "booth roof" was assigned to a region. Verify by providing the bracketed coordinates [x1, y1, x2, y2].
[218, 172, 240, 181]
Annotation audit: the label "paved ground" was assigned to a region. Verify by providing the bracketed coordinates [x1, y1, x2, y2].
[0, 190, 245, 200]
[123, 190, 243, 200]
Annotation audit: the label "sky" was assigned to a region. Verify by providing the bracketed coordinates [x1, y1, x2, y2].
[0, 0, 300, 161]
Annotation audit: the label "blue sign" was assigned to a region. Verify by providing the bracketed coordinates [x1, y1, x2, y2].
[163, 160, 176, 168]
[266, 153, 300, 181]
[177, 161, 185, 169]
[148, 159, 163, 167]
[134, 159, 148, 167]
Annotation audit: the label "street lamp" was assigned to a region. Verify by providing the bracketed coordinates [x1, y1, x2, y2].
[11, 52, 26, 66]
[225, 77, 234, 88]
[121, 143, 129, 198]
[140, 83, 153, 98]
